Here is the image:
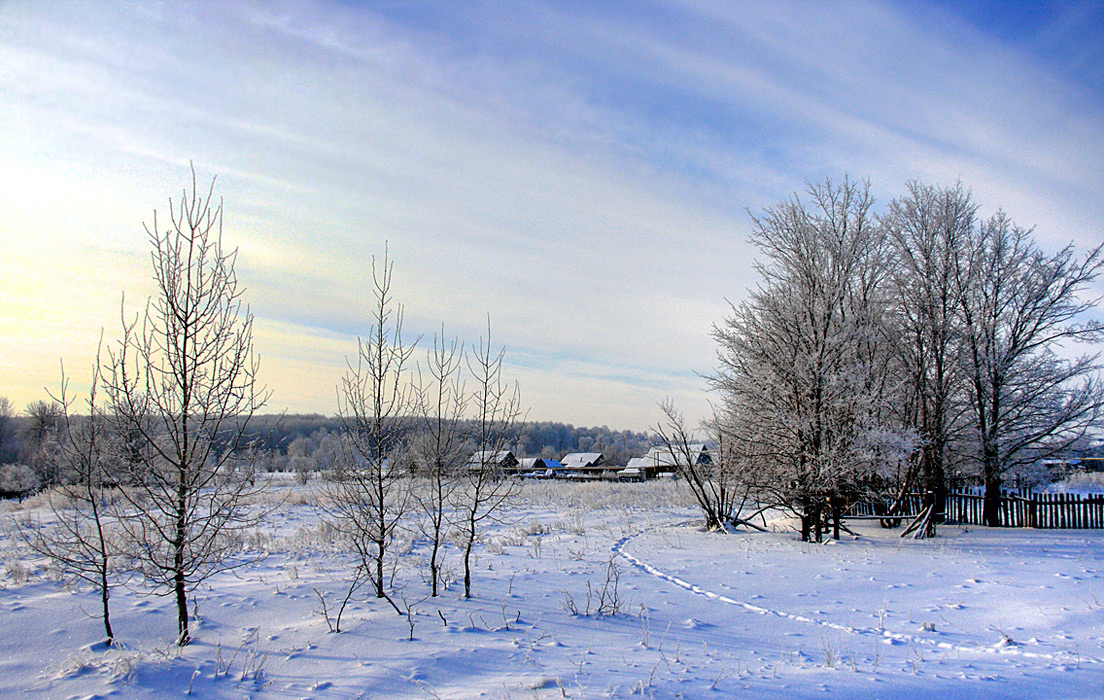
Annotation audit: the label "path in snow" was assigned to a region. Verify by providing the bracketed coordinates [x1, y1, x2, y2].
[612, 522, 1102, 666]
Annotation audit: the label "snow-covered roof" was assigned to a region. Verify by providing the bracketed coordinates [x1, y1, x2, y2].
[643, 444, 709, 468]
[465, 450, 516, 468]
[561, 452, 603, 468]
[517, 457, 566, 471]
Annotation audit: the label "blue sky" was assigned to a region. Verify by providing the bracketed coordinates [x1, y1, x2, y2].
[1, 0, 1102, 431]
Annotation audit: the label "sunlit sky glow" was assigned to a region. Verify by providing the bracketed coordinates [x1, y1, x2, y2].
[2, 0, 1102, 431]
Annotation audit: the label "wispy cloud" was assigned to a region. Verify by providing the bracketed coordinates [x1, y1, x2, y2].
[1, 0, 1100, 430]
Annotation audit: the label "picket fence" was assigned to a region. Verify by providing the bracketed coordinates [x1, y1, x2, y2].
[848, 490, 1104, 529]
[943, 490, 1104, 529]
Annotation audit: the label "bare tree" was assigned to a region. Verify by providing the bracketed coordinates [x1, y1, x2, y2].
[101, 167, 269, 646]
[654, 401, 746, 532]
[24, 351, 127, 646]
[954, 213, 1104, 525]
[23, 400, 61, 444]
[412, 328, 467, 597]
[326, 250, 417, 613]
[455, 319, 521, 598]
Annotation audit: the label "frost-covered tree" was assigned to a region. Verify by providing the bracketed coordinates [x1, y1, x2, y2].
[954, 213, 1104, 525]
[712, 178, 911, 541]
[883, 182, 977, 533]
[0, 463, 40, 497]
[22, 399, 63, 485]
[0, 397, 16, 464]
[712, 176, 1104, 537]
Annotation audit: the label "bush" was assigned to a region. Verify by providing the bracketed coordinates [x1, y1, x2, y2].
[0, 463, 41, 499]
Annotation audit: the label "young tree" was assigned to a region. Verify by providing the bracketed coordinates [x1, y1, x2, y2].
[101, 168, 269, 645]
[327, 251, 417, 612]
[412, 329, 467, 597]
[456, 319, 521, 598]
[954, 214, 1104, 525]
[25, 354, 126, 646]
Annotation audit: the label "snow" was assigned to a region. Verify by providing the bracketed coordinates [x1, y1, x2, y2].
[1047, 472, 1104, 494]
[2, 479, 1103, 699]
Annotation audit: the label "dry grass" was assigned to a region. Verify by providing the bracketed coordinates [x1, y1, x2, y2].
[514, 477, 697, 512]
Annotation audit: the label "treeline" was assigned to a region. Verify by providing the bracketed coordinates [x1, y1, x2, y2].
[0, 405, 654, 492]
[1, 401, 655, 492]
[241, 416, 654, 463]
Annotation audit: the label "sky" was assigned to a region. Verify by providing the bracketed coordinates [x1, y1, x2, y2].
[1, 0, 1102, 432]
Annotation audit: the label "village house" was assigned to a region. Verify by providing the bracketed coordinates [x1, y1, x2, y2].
[517, 457, 566, 478]
[465, 450, 519, 474]
[625, 444, 710, 479]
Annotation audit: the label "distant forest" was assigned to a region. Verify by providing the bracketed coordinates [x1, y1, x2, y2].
[0, 406, 658, 480]
[240, 415, 657, 469]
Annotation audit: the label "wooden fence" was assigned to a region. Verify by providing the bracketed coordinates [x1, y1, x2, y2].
[847, 490, 1104, 529]
[944, 490, 1104, 529]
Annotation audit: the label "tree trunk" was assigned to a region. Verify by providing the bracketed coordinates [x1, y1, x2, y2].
[429, 540, 441, 597]
[922, 435, 945, 537]
[175, 568, 189, 646]
[463, 535, 474, 599]
[813, 501, 823, 543]
[375, 549, 385, 598]
[100, 564, 114, 646]
[982, 464, 1002, 527]
[830, 495, 841, 541]
[175, 469, 190, 645]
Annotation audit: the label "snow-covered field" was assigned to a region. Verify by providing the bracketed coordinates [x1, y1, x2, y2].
[2, 479, 1102, 699]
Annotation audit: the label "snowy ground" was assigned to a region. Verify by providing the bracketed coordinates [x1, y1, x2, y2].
[2, 479, 1102, 699]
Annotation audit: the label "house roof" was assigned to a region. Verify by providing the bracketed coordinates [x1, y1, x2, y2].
[561, 452, 603, 468]
[643, 444, 709, 467]
[465, 450, 516, 467]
